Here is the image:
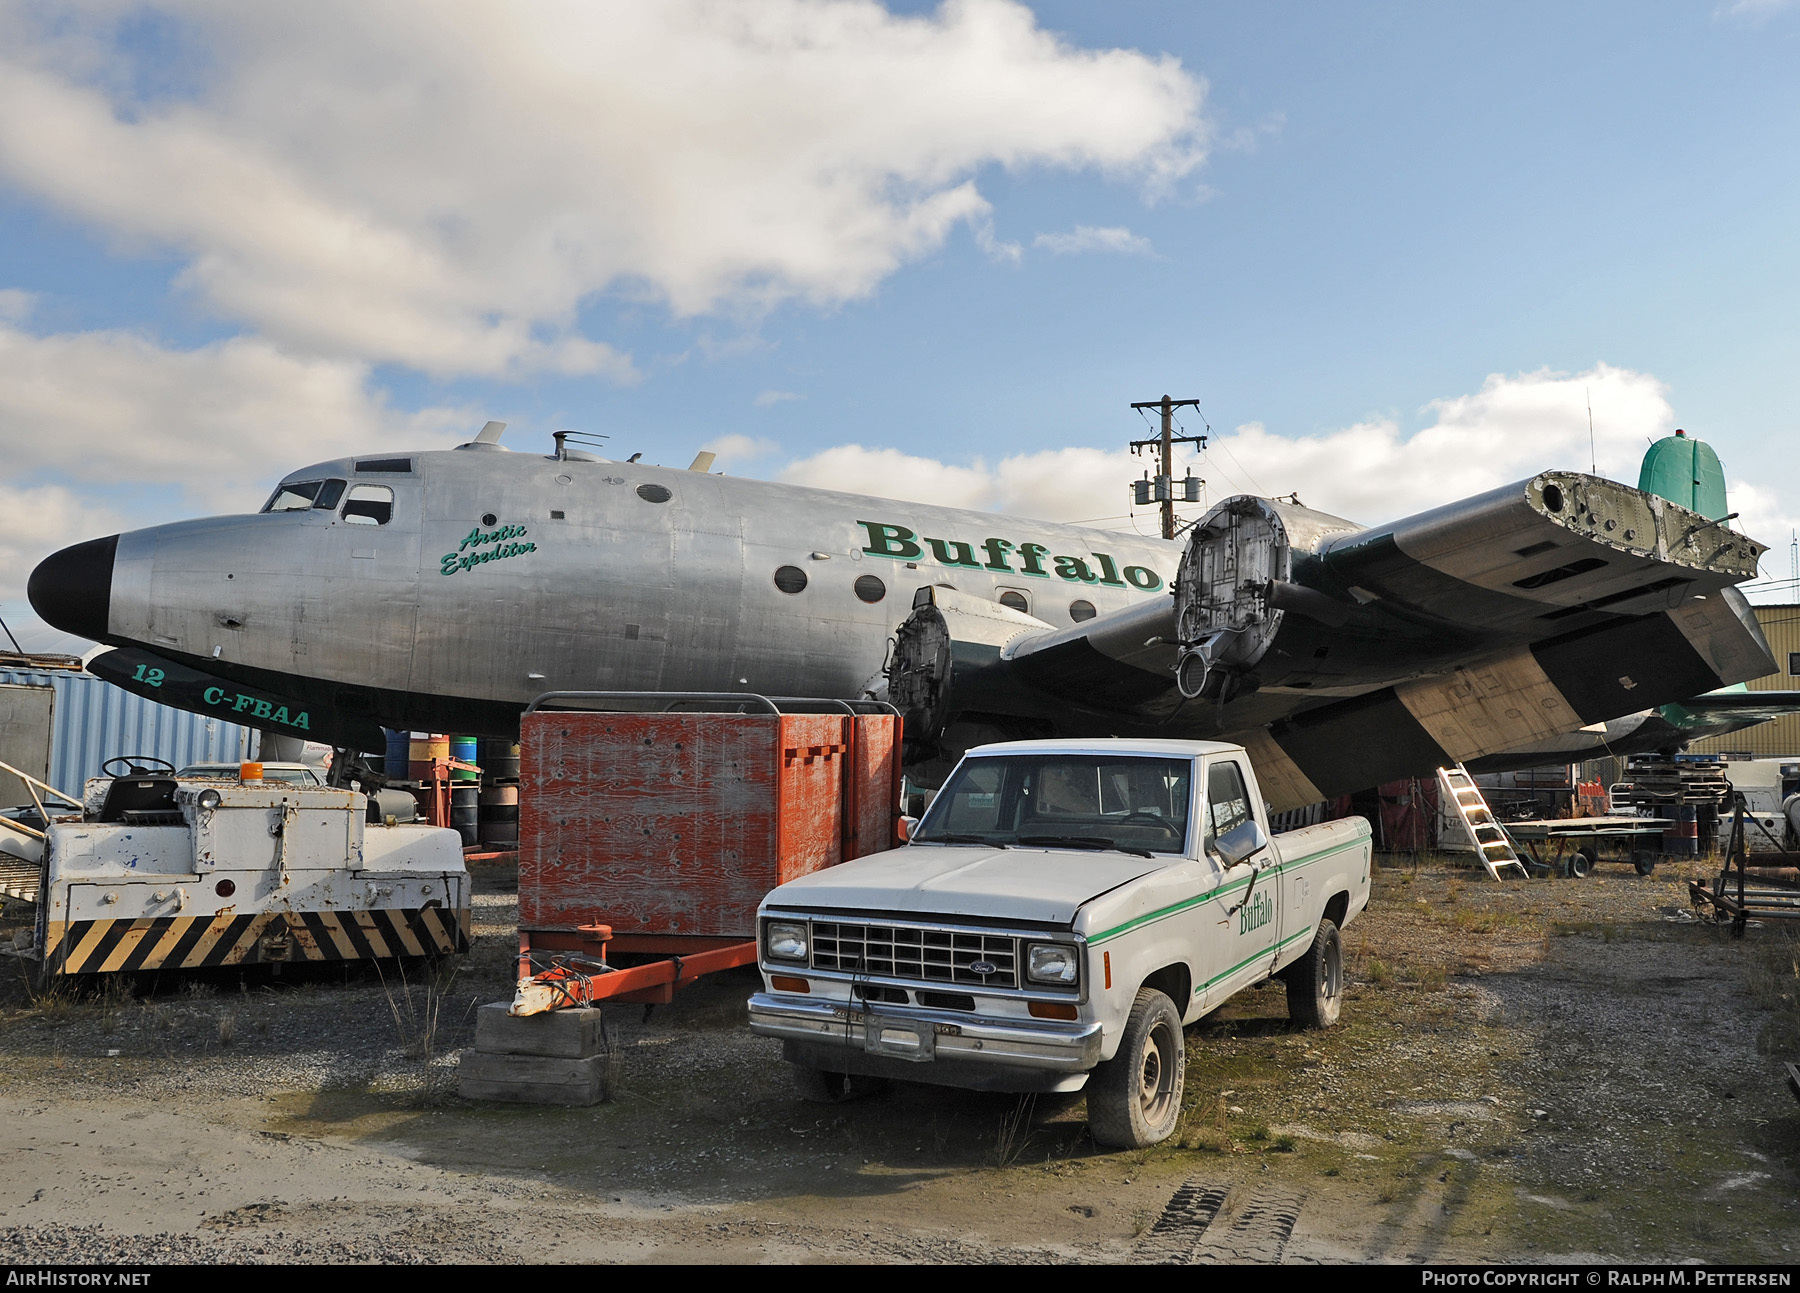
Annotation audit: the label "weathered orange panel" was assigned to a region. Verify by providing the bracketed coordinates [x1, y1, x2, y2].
[519, 710, 901, 939]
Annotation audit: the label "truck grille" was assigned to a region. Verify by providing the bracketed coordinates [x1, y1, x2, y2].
[811, 921, 1018, 988]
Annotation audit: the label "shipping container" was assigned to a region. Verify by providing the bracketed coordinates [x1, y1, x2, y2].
[0, 657, 260, 804]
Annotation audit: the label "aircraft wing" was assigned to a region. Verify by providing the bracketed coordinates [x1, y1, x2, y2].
[1658, 690, 1800, 729]
[885, 471, 1774, 809]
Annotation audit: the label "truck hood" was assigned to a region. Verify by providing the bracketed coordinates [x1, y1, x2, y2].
[763, 845, 1166, 926]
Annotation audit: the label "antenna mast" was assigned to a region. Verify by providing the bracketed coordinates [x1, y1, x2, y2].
[1128, 394, 1206, 540]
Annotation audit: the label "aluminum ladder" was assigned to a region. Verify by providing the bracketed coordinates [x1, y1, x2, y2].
[1437, 765, 1529, 880]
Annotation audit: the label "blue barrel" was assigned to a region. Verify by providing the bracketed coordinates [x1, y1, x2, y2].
[450, 735, 479, 782]
[384, 729, 410, 779]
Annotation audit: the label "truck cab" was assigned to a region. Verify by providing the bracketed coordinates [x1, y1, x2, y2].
[747, 738, 1372, 1147]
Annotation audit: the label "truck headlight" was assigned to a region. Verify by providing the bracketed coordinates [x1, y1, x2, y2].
[766, 921, 809, 963]
[1026, 942, 1079, 986]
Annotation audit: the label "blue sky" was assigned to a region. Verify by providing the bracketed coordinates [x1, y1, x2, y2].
[2, 0, 1798, 652]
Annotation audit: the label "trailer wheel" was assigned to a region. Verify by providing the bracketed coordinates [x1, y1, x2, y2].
[1283, 918, 1343, 1030]
[1633, 851, 1657, 876]
[1087, 988, 1184, 1149]
[789, 1064, 886, 1103]
[1566, 849, 1595, 879]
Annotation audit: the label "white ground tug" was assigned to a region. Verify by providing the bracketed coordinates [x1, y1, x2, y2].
[0, 757, 468, 979]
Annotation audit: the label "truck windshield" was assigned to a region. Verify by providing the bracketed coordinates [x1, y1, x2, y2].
[913, 754, 1192, 855]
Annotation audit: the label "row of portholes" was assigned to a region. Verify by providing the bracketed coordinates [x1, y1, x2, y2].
[772, 565, 1096, 621]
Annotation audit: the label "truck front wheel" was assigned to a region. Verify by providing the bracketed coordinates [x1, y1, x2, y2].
[1087, 988, 1185, 1149]
[1283, 917, 1343, 1029]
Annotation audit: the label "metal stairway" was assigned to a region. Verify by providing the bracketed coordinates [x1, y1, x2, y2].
[1436, 765, 1529, 880]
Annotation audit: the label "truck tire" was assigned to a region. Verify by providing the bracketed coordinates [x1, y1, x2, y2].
[789, 1064, 886, 1103]
[1087, 988, 1185, 1149]
[1283, 918, 1343, 1029]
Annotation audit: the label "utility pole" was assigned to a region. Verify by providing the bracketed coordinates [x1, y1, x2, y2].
[1129, 394, 1207, 540]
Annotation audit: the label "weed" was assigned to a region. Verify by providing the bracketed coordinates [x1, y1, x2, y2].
[1445, 881, 1463, 906]
[1322, 1166, 1341, 1177]
[1246, 1124, 1270, 1142]
[1271, 1134, 1297, 1153]
[987, 1094, 1037, 1168]
[1365, 959, 1391, 986]
[182, 981, 217, 1001]
[1414, 967, 1447, 991]
[376, 958, 461, 1063]
[1130, 1208, 1156, 1239]
[217, 1013, 236, 1046]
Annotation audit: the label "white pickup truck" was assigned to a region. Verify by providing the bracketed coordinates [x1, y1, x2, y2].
[747, 738, 1372, 1148]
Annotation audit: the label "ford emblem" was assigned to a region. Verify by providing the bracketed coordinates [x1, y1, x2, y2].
[969, 959, 998, 976]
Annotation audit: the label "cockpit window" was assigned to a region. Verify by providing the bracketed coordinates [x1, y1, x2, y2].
[342, 483, 394, 525]
[264, 481, 323, 512]
[261, 479, 348, 514]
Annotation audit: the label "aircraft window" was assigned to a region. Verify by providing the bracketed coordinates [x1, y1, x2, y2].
[637, 484, 672, 504]
[998, 590, 1028, 613]
[355, 457, 413, 473]
[342, 483, 394, 526]
[854, 574, 886, 604]
[774, 565, 808, 594]
[1069, 600, 1097, 622]
[263, 481, 323, 512]
[311, 479, 346, 510]
[1789, 652, 1800, 676]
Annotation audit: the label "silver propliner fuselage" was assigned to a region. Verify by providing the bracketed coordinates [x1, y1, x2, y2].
[79, 442, 1179, 742]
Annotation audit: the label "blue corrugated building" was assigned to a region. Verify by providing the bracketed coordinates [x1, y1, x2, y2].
[0, 658, 259, 798]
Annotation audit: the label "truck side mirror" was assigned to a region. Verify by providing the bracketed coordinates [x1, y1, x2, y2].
[1216, 820, 1269, 866]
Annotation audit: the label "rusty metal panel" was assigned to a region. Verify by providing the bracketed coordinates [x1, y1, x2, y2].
[518, 710, 900, 939]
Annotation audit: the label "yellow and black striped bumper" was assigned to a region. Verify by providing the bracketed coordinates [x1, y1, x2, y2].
[44, 905, 471, 976]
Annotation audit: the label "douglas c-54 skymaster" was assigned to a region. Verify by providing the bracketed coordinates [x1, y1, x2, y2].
[26, 422, 1786, 810]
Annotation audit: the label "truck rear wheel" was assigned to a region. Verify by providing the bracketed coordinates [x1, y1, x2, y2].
[1087, 988, 1185, 1149]
[1283, 918, 1343, 1029]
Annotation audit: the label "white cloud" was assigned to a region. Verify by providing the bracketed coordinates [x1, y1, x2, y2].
[0, 322, 473, 512]
[1032, 225, 1153, 256]
[753, 390, 801, 408]
[700, 433, 778, 471]
[0, 1, 1208, 377]
[763, 365, 1800, 564]
[780, 444, 995, 511]
[0, 288, 33, 322]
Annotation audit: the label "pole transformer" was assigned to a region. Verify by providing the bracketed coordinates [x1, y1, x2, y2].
[1129, 394, 1206, 540]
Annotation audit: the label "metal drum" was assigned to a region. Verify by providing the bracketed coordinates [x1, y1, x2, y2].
[408, 733, 447, 782]
[479, 783, 519, 847]
[384, 729, 410, 780]
[451, 735, 479, 781]
[450, 784, 480, 846]
[479, 738, 521, 782]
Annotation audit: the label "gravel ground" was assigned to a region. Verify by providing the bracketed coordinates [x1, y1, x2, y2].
[0, 855, 1792, 1263]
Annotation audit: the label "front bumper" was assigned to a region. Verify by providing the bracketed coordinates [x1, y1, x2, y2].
[747, 992, 1103, 1073]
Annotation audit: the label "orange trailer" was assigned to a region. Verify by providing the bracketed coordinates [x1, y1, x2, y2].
[511, 693, 902, 1012]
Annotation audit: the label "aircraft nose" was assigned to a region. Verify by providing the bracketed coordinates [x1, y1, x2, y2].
[27, 534, 118, 642]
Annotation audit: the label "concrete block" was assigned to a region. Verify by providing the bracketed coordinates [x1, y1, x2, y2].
[474, 1001, 607, 1058]
[456, 1049, 608, 1106]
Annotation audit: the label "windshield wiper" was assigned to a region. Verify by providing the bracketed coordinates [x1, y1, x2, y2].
[1017, 835, 1155, 859]
[914, 833, 1008, 847]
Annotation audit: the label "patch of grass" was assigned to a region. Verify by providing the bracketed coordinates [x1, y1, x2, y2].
[1270, 1134, 1297, 1153]
[1245, 1123, 1270, 1142]
[1365, 958, 1391, 985]
[987, 1094, 1036, 1169]
[377, 958, 462, 1063]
